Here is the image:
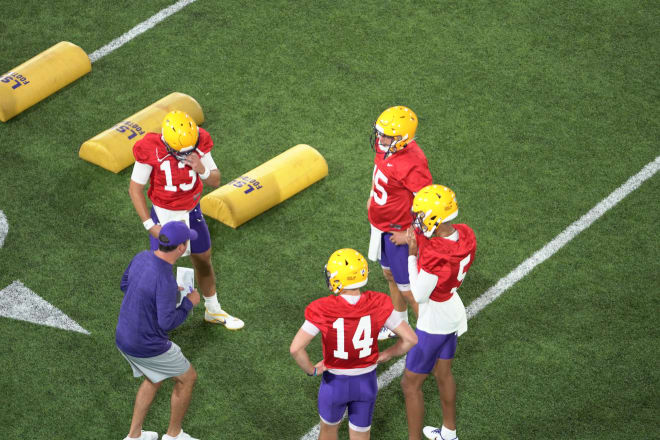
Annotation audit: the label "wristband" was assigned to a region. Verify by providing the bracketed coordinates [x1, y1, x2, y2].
[143, 218, 155, 231]
[199, 167, 211, 180]
[307, 367, 317, 377]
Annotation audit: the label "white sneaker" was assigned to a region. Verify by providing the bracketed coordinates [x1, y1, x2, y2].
[377, 326, 397, 340]
[205, 308, 245, 330]
[161, 430, 199, 440]
[423, 426, 457, 440]
[124, 430, 158, 440]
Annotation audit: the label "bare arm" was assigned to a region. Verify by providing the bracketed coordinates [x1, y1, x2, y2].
[128, 179, 161, 238]
[290, 327, 324, 376]
[377, 321, 418, 363]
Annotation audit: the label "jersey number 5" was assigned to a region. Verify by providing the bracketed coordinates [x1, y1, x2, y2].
[333, 316, 374, 360]
[160, 161, 196, 192]
[372, 166, 388, 206]
[450, 254, 471, 295]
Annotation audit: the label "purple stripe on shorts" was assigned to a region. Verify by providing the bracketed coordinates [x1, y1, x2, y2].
[318, 370, 378, 428]
[405, 329, 457, 374]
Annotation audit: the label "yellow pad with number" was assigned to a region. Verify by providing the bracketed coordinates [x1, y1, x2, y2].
[0, 41, 91, 122]
[78, 92, 204, 173]
[201, 144, 328, 228]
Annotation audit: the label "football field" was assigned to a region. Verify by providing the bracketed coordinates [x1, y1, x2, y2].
[0, 1, 658, 439]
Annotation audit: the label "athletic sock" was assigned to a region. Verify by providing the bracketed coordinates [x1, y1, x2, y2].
[204, 293, 222, 313]
[397, 310, 409, 323]
[441, 425, 457, 440]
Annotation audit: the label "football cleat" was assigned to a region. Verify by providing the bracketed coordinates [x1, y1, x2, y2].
[161, 429, 199, 440]
[423, 426, 458, 440]
[204, 308, 244, 330]
[161, 110, 199, 161]
[122, 430, 158, 440]
[377, 326, 397, 340]
[325, 248, 368, 294]
[412, 184, 459, 238]
[370, 106, 418, 158]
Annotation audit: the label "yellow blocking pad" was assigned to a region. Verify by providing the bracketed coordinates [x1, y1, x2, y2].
[201, 144, 328, 228]
[0, 41, 91, 122]
[78, 92, 204, 173]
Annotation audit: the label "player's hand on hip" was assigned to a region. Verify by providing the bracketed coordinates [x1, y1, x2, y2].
[314, 359, 327, 374]
[389, 230, 408, 246]
[377, 351, 392, 364]
[149, 223, 162, 239]
[187, 289, 201, 306]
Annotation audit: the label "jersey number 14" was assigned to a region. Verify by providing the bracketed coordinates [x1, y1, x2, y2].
[332, 316, 374, 360]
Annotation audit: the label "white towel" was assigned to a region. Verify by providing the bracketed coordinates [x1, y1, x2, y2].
[154, 205, 192, 257]
[368, 224, 383, 262]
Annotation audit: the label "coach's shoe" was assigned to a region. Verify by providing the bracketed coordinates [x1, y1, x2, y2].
[423, 425, 458, 440]
[205, 308, 245, 330]
[123, 430, 158, 440]
[377, 325, 397, 340]
[161, 429, 199, 440]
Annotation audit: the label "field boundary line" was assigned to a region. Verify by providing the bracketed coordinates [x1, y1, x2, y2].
[300, 155, 660, 439]
[88, 0, 197, 63]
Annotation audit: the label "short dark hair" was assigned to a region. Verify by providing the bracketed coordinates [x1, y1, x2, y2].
[158, 243, 180, 252]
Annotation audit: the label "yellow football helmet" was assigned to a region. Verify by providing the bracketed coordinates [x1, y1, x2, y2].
[161, 111, 199, 160]
[371, 106, 418, 158]
[412, 184, 459, 238]
[324, 248, 369, 294]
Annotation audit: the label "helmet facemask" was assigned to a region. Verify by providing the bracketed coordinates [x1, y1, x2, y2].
[413, 209, 440, 238]
[162, 136, 198, 162]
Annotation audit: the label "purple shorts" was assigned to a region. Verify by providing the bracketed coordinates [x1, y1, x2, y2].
[405, 329, 458, 374]
[149, 204, 211, 254]
[380, 232, 410, 286]
[318, 370, 378, 429]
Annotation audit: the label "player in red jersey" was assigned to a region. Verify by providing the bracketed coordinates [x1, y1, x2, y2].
[400, 185, 476, 440]
[290, 249, 417, 440]
[129, 111, 243, 330]
[367, 106, 433, 340]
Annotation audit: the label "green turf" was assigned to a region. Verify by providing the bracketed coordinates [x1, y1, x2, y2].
[0, 0, 658, 438]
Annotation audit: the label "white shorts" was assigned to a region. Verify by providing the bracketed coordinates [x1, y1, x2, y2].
[119, 342, 191, 383]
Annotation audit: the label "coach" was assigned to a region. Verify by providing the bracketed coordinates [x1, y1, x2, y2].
[116, 221, 201, 440]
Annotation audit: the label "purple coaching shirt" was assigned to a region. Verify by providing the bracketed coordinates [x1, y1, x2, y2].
[116, 250, 193, 357]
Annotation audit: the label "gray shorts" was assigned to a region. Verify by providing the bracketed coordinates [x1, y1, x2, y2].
[119, 342, 191, 383]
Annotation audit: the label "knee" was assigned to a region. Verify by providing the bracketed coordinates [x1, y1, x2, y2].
[382, 269, 394, 282]
[400, 375, 419, 396]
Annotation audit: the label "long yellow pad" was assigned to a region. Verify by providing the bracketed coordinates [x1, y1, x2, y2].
[201, 144, 328, 228]
[78, 92, 204, 173]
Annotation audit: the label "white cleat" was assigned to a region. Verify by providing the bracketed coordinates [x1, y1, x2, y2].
[123, 430, 158, 440]
[204, 308, 244, 330]
[423, 426, 457, 440]
[161, 430, 199, 440]
[377, 326, 397, 340]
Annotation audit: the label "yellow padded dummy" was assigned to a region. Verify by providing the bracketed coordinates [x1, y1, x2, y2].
[79, 92, 204, 173]
[0, 41, 91, 122]
[201, 144, 328, 228]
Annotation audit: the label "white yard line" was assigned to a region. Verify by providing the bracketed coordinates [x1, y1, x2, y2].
[300, 155, 660, 440]
[88, 0, 198, 63]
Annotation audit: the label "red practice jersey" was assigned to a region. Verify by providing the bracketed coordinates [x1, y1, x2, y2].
[415, 224, 477, 302]
[368, 141, 433, 232]
[133, 128, 214, 211]
[305, 291, 394, 370]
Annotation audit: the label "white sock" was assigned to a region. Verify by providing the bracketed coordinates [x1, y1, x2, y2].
[397, 310, 409, 323]
[441, 425, 457, 440]
[204, 294, 221, 312]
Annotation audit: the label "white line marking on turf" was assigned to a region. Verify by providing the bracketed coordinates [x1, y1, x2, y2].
[88, 0, 198, 63]
[300, 155, 660, 440]
[0, 210, 7, 248]
[0, 281, 91, 335]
